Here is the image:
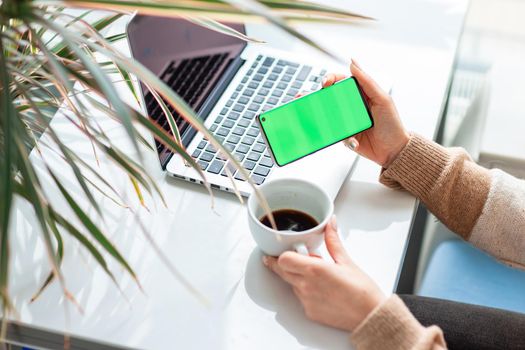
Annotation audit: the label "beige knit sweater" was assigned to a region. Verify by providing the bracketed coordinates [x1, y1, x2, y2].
[350, 134, 525, 350]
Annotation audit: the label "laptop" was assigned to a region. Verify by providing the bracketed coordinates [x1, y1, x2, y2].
[127, 16, 357, 200]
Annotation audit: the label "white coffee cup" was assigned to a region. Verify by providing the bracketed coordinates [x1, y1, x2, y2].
[247, 178, 334, 256]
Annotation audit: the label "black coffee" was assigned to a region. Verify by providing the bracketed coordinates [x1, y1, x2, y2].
[260, 209, 319, 232]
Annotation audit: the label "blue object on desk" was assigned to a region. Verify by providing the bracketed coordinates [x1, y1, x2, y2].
[418, 240, 525, 314]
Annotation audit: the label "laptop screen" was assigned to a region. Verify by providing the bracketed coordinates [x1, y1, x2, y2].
[128, 16, 246, 77]
[128, 16, 247, 166]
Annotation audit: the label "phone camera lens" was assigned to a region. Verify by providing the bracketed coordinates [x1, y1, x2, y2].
[261, 117, 266, 122]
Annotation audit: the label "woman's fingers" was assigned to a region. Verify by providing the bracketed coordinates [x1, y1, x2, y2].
[350, 60, 385, 101]
[322, 73, 347, 88]
[324, 216, 352, 265]
[263, 256, 302, 284]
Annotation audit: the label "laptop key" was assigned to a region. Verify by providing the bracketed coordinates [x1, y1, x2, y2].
[223, 120, 235, 128]
[242, 136, 255, 145]
[263, 81, 274, 89]
[247, 151, 261, 161]
[253, 74, 264, 82]
[225, 143, 235, 152]
[215, 116, 224, 124]
[286, 67, 297, 75]
[262, 105, 272, 112]
[247, 128, 259, 137]
[220, 108, 228, 115]
[267, 97, 278, 105]
[258, 88, 270, 96]
[243, 88, 255, 97]
[238, 97, 250, 105]
[252, 174, 265, 185]
[227, 135, 241, 144]
[268, 74, 279, 81]
[296, 66, 312, 81]
[287, 88, 299, 96]
[258, 67, 268, 74]
[232, 127, 245, 136]
[282, 96, 292, 103]
[254, 166, 270, 177]
[238, 119, 250, 128]
[272, 89, 284, 97]
[227, 112, 240, 120]
[253, 143, 265, 153]
[237, 144, 250, 154]
[243, 160, 256, 170]
[231, 92, 239, 99]
[311, 84, 319, 90]
[200, 152, 214, 162]
[248, 103, 260, 112]
[260, 156, 274, 167]
[208, 160, 225, 174]
[282, 74, 292, 82]
[210, 124, 218, 132]
[217, 136, 225, 143]
[253, 96, 264, 104]
[242, 77, 248, 83]
[248, 81, 259, 89]
[273, 66, 283, 74]
[221, 162, 237, 177]
[277, 82, 287, 90]
[256, 55, 262, 61]
[234, 152, 245, 161]
[292, 81, 302, 89]
[263, 57, 274, 66]
[236, 84, 244, 91]
[205, 144, 217, 153]
[277, 60, 286, 66]
[198, 160, 209, 170]
[234, 172, 247, 181]
[192, 149, 201, 158]
[226, 99, 234, 107]
[247, 69, 254, 75]
[233, 104, 245, 112]
[197, 140, 206, 149]
[243, 111, 256, 120]
[217, 127, 229, 137]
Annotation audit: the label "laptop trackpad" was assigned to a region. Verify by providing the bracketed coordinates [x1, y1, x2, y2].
[270, 142, 356, 201]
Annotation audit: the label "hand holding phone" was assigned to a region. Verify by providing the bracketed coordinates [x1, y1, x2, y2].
[257, 77, 373, 166]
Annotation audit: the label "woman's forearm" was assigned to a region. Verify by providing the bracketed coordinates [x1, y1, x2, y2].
[380, 134, 525, 268]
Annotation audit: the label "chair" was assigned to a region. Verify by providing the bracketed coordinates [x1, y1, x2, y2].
[418, 239, 525, 314]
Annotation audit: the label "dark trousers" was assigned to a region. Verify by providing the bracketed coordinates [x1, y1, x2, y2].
[400, 295, 525, 350]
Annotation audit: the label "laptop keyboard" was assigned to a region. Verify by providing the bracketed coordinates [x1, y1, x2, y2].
[144, 53, 229, 156]
[192, 55, 326, 185]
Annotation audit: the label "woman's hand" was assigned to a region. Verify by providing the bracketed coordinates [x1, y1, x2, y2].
[323, 61, 409, 168]
[263, 216, 386, 332]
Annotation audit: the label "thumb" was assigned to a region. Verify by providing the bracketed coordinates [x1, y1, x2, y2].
[325, 215, 351, 264]
[350, 60, 385, 101]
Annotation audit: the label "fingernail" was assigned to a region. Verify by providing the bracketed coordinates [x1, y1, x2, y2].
[349, 139, 358, 150]
[330, 215, 337, 230]
[262, 256, 269, 266]
[351, 59, 362, 70]
[322, 76, 327, 85]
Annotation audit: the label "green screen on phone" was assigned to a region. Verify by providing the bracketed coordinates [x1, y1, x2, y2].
[258, 77, 373, 166]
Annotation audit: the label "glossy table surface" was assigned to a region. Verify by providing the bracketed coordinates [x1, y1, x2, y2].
[7, 1, 468, 349]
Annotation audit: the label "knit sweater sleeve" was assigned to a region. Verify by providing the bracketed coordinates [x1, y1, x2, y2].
[380, 134, 525, 268]
[350, 134, 525, 350]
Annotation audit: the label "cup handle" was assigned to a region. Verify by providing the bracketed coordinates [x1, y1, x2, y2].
[293, 242, 309, 256]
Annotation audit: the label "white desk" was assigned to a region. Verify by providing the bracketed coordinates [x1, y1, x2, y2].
[7, 1, 468, 349]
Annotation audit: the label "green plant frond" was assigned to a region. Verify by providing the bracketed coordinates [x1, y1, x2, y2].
[0, 0, 361, 314]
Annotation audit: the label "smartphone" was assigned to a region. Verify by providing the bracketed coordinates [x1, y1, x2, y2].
[257, 77, 373, 166]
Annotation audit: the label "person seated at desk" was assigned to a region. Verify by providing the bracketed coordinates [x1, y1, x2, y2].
[264, 61, 525, 349]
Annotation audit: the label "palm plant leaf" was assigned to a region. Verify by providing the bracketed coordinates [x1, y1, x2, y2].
[0, 0, 371, 320]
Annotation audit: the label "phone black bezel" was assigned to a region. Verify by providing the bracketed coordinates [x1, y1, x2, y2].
[256, 76, 374, 167]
